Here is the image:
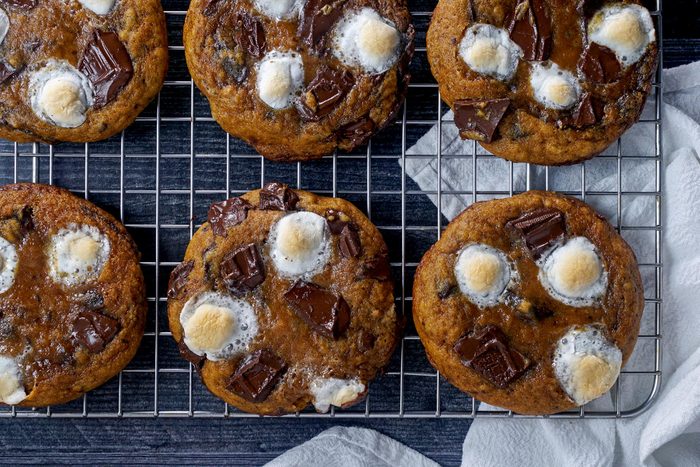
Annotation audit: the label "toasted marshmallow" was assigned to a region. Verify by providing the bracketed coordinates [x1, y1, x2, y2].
[0, 236, 18, 295]
[459, 23, 522, 81]
[332, 8, 402, 74]
[553, 326, 622, 406]
[0, 356, 26, 405]
[539, 237, 607, 307]
[588, 4, 655, 66]
[309, 377, 365, 413]
[0, 7, 9, 47]
[78, 0, 116, 15]
[29, 60, 94, 128]
[256, 51, 304, 110]
[48, 224, 110, 287]
[252, 0, 302, 20]
[530, 62, 581, 110]
[269, 211, 331, 278]
[455, 244, 512, 307]
[180, 291, 259, 361]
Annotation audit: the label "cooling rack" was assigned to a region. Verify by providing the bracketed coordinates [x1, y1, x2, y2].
[0, 0, 663, 418]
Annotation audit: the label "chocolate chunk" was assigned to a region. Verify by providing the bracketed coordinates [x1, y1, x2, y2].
[76, 290, 105, 310]
[228, 350, 287, 403]
[507, 0, 552, 61]
[561, 93, 598, 128]
[359, 256, 392, 281]
[0, 62, 16, 84]
[338, 224, 362, 258]
[168, 261, 195, 299]
[338, 117, 375, 147]
[208, 197, 253, 236]
[234, 12, 266, 59]
[579, 42, 622, 83]
[259, 182, 299, 211]
[0, 0, 37, 10]
[507, 207, 566, 259]
[220, 243, 265, 296]
[177, 340, 205, 370]
[454, 325, 530, 388]
[454, 98, 510, 143]
[515, 300, 553, 322]
[72, 310, 119, 353]
[79, 30, 134, 107]
[325, 209, 351, 235]
[18, 206, 33, 235]
[284, 281, 351, 340]
[299, 0, 344, 50]
[358, 332, 376, 352]
[298, 67, 355, 121]
[222, 57, 248, 84]
[438, 282, 458, 299]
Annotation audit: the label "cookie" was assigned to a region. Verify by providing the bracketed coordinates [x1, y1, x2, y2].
[427, 0, 658, 165]
[0, 0, 168, 144]
[184, 0, 414, 161]
[167, 183, 400, 415]
[0, 183, 147, 407]
[413, 191, 644, 414]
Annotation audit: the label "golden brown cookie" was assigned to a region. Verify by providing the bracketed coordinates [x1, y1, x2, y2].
[167, 183, 401, 415]
[0, 0, 168, 143]
[413, 191, 644, 414]
[184, 0, 414, 161]
[427, 0, 658, 165]
[0, 183, 147, 407]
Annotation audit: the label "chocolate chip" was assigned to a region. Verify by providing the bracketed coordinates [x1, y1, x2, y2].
[177, 340, 205, 370]
[18, 206, 33, 235]
[72, 310, 119, 353]
[506, 207, 566, 259]
[259, 182, 299, 211]
[338, 117, 375, 147]
[560, 93, 599, 128]
[324, 209, 351, 234]
[220, 243, 265, 296]
[168, 261, 195, 299]
[358, 332, 376, 352]
[79, 30, 134, 107]
[454, 325, 530, 388]
[454, 98, 510, 143]
[208, 197, 253, 236]
[0, 62, 16, 84]
[579, 42, 622, 83]
[284, 281, 351, 340]
[0, 0, 37, 10]
[338, 224, 362, 258]
[228, 350, 287, 403]
[515, 300, 553, 322]
[234, 12, 266, 59]
[299, 0, 344, 50]
[298, 67, 355, 121]
[359, 256, 392, 282]
[507, 0, 552, 61]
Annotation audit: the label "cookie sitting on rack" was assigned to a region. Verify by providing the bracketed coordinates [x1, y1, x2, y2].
[412, 191, 644, 415]
[167, 182, 401, 415]
[0, 183, 147, 407]
[183, 0, 414, 161]
[0, 0, 168, 144]
[427, 0, 658, 165]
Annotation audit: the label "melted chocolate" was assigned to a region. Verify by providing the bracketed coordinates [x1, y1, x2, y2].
[298, 67, 355, 121]
[284, 281, 351, 340]
[298, 0, 344, 50]
[72, 310, 119, 353]
[208, 197, 252, 236]
[506, 207, 566, 259]
[360, 256, 392, 281]
[338, 117, 375, 147]
[507, 0, 552, 61]
[168, 261, 195, 299]
[259, 182, 299, 211]
[228, 350, 287, 403]
[454, 98, 510, 143]
[0, 0, 37, 10]
[220, 243, 265, 296]
[580, 42, 622, 83]
[79, 30, 134, 107]
[234, 12, 266, 59]
[338, 224, 362, 258]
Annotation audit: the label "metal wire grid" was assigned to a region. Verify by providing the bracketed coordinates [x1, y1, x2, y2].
[0, 0, 663, 418]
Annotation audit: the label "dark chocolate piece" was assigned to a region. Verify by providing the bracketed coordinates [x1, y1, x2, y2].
[507, 0, 552, 61]
[454, 98, 510, 143]
[515, 300, 553, 322]
[506, 207, 566, 259]
[234, 12, 266, 59]
[338, 224, 362, 258]
[324, 209, 351, 235]
[18, 206, 33, 235]
[72, 310, 119, 353]
[228, 350, 287, 403]
[454, 325, 530, 388]
[338, 117, 375, 147]
[284, 281, 351, 340]
[360, 256, 392, 281]
[76, 290, 105, 310]
[222, 57, 248, 84]
[220, 243, 265, 296]
[579, 42, 621, 83]
[79, 30, 134, 107]
[298, 0, 344, 50]
[208, 197, 252, 236]
[177, 340, 206, 370]
[298, 67, 355, 121]
[438, 282, 458, 299]
[0, 0, 37, 10]
[0, 62, 16, 84]
[561, 93, 598, 128]
[168, 261, 195, 299]
[259, 182, 299, 211]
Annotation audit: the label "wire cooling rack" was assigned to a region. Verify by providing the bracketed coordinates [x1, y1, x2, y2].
[0, 0, 663, 418]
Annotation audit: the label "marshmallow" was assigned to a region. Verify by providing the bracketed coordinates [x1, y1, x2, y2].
[539, 236, 607, 307]
[269, 211, 330, 278]
[29, 60, 94, 128]
[48, 224, 110, 287]
[78, 0, 116, 15]
[530, 62, 581, 110]
[180, 291, 259, 361]
[252, 0, 302, 20]
[459, 23, 523, 81]
[309, 377, 365, 413]
[0, 356, 26, 405]
[332, 8, 402, 74]
[0, 236, 18, 295]
[588, 4, 655, 66]
[454, 244, 512, 307]
[553, 326, 622, 405]
[0, 7, 8, 47]
[256, 51, 304, 109]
